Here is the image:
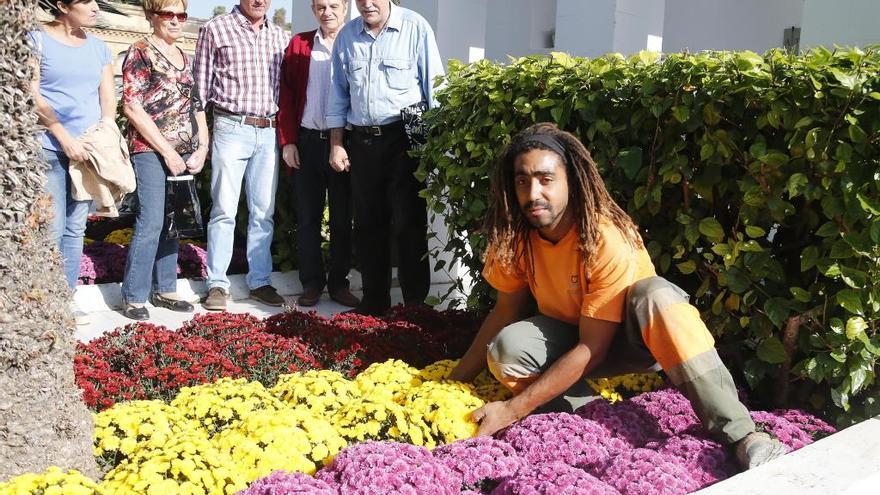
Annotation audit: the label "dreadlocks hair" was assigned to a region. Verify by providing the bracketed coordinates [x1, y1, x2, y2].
[484, 122, 643, 278]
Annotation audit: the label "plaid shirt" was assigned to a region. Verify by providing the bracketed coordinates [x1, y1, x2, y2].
[194, 6, 289, 118]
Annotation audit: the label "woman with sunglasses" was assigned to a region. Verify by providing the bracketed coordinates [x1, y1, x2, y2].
[120, 0, 209, 320]
[30, 0, 115, 324]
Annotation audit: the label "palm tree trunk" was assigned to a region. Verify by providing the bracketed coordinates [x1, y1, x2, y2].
[0, 0, 97, 480]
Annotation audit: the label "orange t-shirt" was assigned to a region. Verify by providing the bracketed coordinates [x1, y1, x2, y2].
[483, 221, 656, 325]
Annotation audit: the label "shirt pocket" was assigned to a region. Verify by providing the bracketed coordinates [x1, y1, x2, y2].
[381, 58, 416, 90]
[347, 59, 368, 87]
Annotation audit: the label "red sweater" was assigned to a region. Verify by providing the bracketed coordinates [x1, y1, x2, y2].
[277, 30, 317, 147]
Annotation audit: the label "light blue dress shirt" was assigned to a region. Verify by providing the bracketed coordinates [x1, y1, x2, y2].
[326, 4, 444, 128]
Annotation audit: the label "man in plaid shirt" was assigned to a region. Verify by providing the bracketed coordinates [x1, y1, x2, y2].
[195, 0, 290, 311]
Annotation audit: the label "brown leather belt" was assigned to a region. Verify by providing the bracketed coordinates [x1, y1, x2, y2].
[215, 109, 276, 128]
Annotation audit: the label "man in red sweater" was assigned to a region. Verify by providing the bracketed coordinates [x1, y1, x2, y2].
[278, 0, 360, 308]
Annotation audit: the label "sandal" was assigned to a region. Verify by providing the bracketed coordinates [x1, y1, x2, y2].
[150, 293, 194, 313]
[123, 305, 150, 321]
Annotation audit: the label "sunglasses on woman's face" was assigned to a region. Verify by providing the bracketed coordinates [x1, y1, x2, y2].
[153, 11, 188, 22]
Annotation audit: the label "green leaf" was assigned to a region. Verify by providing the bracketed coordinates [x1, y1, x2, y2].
[424, 295, 441, 306]
[848, 124, 867, 143]
[742, 358, 768, 390]
[856, 193, 880, 215]
[616, 147, 643, 180]
[672, 105, 690, 123]
[850, 368, 867, 395]
[846, 316, 867, 341]
[837, 289, 864, 315]
[676, 260, 697, 275]
[703, 104, 721, 125]
[700, 143, 715, 160]
[764, 298, 790, 328]
[698, 217, 725, 242]
[831, 383, 850, 410]
[790, 287, 811, 303]
[794, 116, 813, 129]
[839, 266, 867, 289]
[758, 151, 789, 167]
[745, 226, 766, 238]
[786, 173, 808, 198]
[815, 221, 839, 237]
[757, 336, 788, 364]
[800, 246, 819, 272]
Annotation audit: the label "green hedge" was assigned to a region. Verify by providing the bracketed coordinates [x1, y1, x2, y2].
[418, 47, 880, 424]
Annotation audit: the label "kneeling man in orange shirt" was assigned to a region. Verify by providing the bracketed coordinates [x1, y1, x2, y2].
[449, 123, 785, 470]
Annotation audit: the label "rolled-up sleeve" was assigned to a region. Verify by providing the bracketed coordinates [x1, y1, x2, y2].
[418, 22, 444, 108]
[325, 30, 350, 129]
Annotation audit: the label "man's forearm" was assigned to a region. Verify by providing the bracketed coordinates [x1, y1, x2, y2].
[507, 343, 598, 417]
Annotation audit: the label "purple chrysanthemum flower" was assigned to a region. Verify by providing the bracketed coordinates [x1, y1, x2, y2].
[237, 470, 338, 495]
[315, 441, 458, 495]
[646, 434, 735, 486]
[771, 409, 836, 439]
[576, 399, 663, 447]
[497, 413, 627, 472]
[433, 436, 524, 492]
[628, 388, 702, 437]
[602, 448, 701, 495]
[750, 411, 808, 451]
[491, 461, 620, 495]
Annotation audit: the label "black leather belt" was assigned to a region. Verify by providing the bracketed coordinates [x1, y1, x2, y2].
[300, 128, 329, 139]
[350, 120, 403, 137]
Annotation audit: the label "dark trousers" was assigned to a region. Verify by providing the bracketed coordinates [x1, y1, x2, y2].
[294, 129, 353, 293]
[348, 123, 430, 311]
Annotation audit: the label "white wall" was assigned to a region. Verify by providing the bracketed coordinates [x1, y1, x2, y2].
[800, 0, 880, 49]
[662, 0, 804, 53]
[613, 0, 665, 55]
[485, 0, 557, 61]
[436, 0, 488, 63]
[555, 0, 615, 57]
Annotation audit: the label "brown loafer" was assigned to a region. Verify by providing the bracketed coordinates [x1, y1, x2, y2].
[250, 285, 285, 307]
[297, 288, 322, 307]
[330, 288, 361, 308]
[203, 287, 228, 311]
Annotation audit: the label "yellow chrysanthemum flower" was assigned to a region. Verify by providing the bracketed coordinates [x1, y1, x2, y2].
[103, 228, 133, 245]
[354, 359, 423, 401]
[587, 372, 664, 403]
[93, 400, 206, 472]
[213, 408, 346, 482]
[401, 380, 484, 447]
[270, 369, 360, 416]
[0, 467, 102, 495]
[100, 433, 245, 495]
[170, 378, 285, 435]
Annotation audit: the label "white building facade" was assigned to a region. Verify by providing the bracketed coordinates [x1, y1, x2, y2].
[292, 0, 880, 65]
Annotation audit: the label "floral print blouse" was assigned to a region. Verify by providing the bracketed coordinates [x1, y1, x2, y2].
[122, 37, 203, 155]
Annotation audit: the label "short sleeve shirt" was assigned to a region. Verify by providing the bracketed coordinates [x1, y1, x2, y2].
[122, 38, 201, 155]
[29, 30, 111, 151]
[483, 222, 657, 325]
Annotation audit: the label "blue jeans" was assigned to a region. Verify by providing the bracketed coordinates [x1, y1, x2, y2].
[121, 152, 183, 304]
[207, 115, 279, 290]
[44, 148, 91, 289]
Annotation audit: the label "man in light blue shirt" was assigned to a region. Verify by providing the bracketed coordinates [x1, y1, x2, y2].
[326, 0, 444, 316]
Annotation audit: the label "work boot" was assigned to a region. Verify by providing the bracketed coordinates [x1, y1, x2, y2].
[203, 287, 228, 311]
[735, 431, 788, 470]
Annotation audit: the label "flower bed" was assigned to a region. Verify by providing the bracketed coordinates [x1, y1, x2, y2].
[4, 308, 837, 494]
